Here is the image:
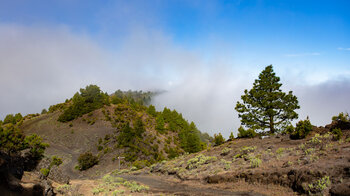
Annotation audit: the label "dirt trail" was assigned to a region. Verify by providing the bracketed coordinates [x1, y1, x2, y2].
[119, 174, 265, 196]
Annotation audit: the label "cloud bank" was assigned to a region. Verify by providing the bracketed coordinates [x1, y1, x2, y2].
[0, 23, 349, 138]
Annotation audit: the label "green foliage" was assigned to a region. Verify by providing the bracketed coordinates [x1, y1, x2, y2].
[51, 156, 63, 167]
[48, 103, 65, 113]
[117, 118, 145, 147]
[213, 133, 225, 146]
[250, 157, 262, 168]
[77, 152, 98, 170]
[235, 65, 299, 134]
[240, 146, 257, 155]
[41, 109, 48, 114]
[237, 126, 257, 138]
[24, 134, 49, 159]
[221, 147, 231, 156]
[155, 115, 165, 133]
[290, 118, 312, 139]
[40, 168, 50, 177]
[284, 124, 295, 134]
[58, 85, 109, 122]
[186, 154, 217, 170]
[0, 125, 26, 154]
[332, 112, 350, 122]
[308, 176, 331, 194]
[132, 160, 151, 169]
[0, 125, 48, 159]
[276, 147, 285, 156]
[122, 180, 149, 192]
[221, 159, 232, 170]
[3, 113, 22, 125]
[229, 132, 235, 140]
[331, 128, 342, 140]
[147, 105, 157, 117]
[111, 89, 154, 106]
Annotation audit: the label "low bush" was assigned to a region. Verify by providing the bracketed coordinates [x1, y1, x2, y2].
[308, 176, 331, 195]
[40, 168, 50, 177]
[237, 126, 257, 138]
[77, 152, 98, 171]
[331, 128, 342, 141]
[250, 157, 262, 168]
[51, 156, 63, 167]
[186, 154, 217, 170]
[290, 119, 312, 139]
[213, 133, 225, 146]
[220, 147, 231, 156]
[332, 112, 350, 123]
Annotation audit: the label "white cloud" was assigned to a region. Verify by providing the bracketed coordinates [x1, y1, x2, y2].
[0, 23, 349, 139]
[284, 52, 320, 57]
[337, 47, 350, 51]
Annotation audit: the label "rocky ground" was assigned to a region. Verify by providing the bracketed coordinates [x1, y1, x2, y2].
[3, 120, 350, 195]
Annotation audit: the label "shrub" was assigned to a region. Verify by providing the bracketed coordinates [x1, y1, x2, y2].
[51, 156, 63, 167]
[290, 118, 312, 139]
[186, 154, 217, 170]
[40, 168, 50, 177]
[332, 112, 350, 122]
[250, 157, 262, 168]
[276, 148, 285, 156]
[58, 85, 109, 122]
[308, 176, 331, 194]
[284, 124, 295, 134]
[77, 152, 98, 170]
[237, 126, 256, 138]
[41, 109, 48, 114]
[132, 160, 150, 169]
[213, 133, 225, 146]
[229, 132, 235, 140]
[220, 159, 232, 170]
[332, 128, 342, 141]
[221, 147, 231, 156]
[24, 134, 49, 159]
[3, 113, 22, 125]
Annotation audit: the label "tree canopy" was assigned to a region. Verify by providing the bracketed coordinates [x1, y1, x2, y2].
[58, 85, 109, 122]
[235, 65, 300, 134]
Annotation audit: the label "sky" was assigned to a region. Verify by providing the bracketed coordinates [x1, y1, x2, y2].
[0, 0, 349, 138]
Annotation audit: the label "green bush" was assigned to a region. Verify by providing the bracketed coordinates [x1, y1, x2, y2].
[132, 160, 151, 169]
[24, 134, 49, 159]
[213, 133, 225, 146]
[77, 152, 98, 170]
[41, 109, 48, 114]
[51, 156, 63, 167]
[332, 128, 342, 141]
[237, 126, 257, 138]
[250, 157, 262, 168]
[290, 119, 312, 139]
[58, 85, 109, 122]
[3, 113, 22, 125]
[332, 112, 350, 122]
[40, 168, 50, 177]
[229, 132, 235, 140]
[284, 124, 295, 134]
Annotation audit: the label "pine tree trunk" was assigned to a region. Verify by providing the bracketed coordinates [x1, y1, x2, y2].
[269, 116, 274, 134]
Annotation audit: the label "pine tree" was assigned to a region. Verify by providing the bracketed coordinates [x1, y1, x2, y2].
[235, 65, 299, 134]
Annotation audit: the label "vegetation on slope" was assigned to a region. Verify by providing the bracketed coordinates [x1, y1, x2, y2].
[42, 85, 212, 170]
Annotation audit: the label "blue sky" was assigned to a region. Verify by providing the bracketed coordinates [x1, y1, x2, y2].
[0, 0, 349, 137]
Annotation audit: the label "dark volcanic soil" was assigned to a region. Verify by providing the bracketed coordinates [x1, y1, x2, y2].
[119, 174, 265, 196]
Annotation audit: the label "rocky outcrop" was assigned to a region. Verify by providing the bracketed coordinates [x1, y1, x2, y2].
[325, 120, 350, 131]
[48, 165, 70, 184]
[0, 150, 55, 195]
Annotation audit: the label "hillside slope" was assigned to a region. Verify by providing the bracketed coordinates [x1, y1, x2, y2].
[19, 86, 211, 179]
[142, 122, 350, 195]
